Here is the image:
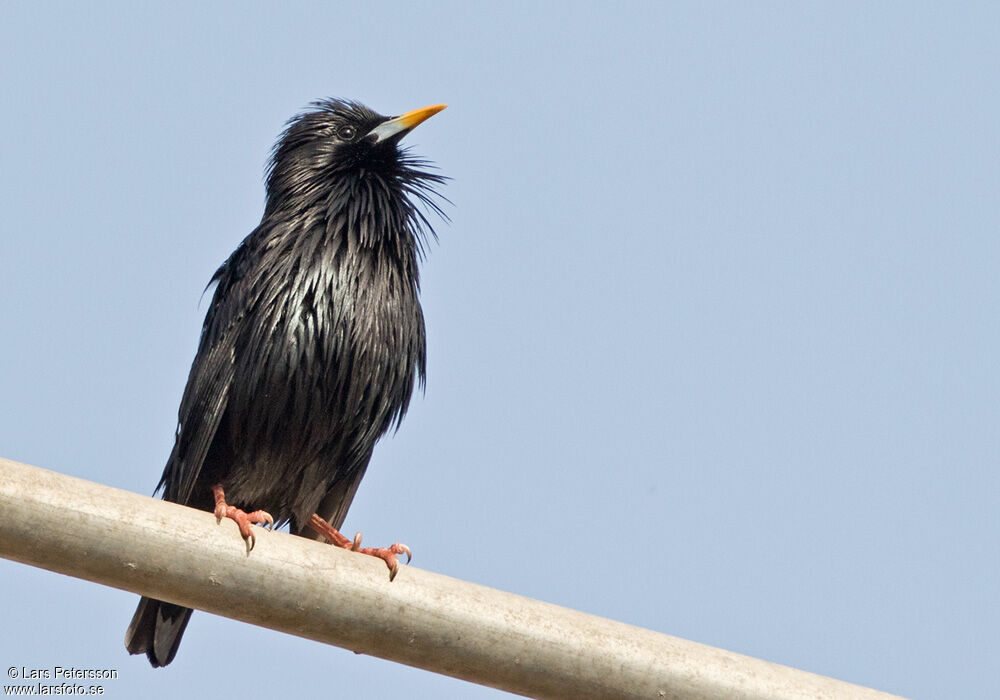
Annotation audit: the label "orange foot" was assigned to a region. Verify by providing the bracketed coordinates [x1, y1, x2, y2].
[212, 484, 274, 554]
[307, 513, 411, 581]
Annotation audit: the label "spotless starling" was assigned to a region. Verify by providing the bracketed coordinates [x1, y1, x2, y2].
[125, 99, 447, 667]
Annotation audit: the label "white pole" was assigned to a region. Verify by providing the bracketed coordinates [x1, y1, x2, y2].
[0, 457, 906, 700]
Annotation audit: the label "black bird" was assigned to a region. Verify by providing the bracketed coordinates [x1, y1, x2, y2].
[125, 99, 447, 667]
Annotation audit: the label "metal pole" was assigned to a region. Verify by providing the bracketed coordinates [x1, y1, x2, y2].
[0, 457, 905, 700]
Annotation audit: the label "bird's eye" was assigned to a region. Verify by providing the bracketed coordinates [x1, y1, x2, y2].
[337, 125, 357, 141]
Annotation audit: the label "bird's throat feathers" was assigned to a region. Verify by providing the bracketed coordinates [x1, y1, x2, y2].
[264, 151, 444, 263]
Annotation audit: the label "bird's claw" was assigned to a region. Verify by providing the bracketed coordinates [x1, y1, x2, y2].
[359, 542, 411, 581]
[307, 514, 411, 581]
[211, 484, 273, 555]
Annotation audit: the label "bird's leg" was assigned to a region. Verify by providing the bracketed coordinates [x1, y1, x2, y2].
[212, 484, 274, 554]
[307, 513, 411, 581]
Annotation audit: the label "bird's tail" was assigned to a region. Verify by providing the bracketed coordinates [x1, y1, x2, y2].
[125, 596, 193, 668]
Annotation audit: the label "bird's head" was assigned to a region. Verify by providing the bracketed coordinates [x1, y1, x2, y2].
[265, 99, 447, 211]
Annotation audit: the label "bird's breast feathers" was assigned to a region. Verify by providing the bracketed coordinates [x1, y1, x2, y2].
[225, 234, 424, 450]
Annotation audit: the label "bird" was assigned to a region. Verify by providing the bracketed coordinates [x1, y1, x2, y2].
[125, 98, 447, 667]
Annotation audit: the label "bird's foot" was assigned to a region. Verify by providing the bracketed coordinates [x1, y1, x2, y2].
[307, 513, 411, 581]
[212, 484, 274, 554]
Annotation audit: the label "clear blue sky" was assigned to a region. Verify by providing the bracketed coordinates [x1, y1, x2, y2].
[2, 3, 997, 698]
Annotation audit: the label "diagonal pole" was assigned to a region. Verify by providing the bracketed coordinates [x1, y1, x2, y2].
[0, 457, 906, 700]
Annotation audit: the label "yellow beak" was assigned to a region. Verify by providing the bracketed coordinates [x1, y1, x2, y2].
[369, 104, 447, 143]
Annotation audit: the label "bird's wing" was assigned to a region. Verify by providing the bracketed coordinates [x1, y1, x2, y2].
[158, 338, 236, 505]
[157, 240, 251, 505]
